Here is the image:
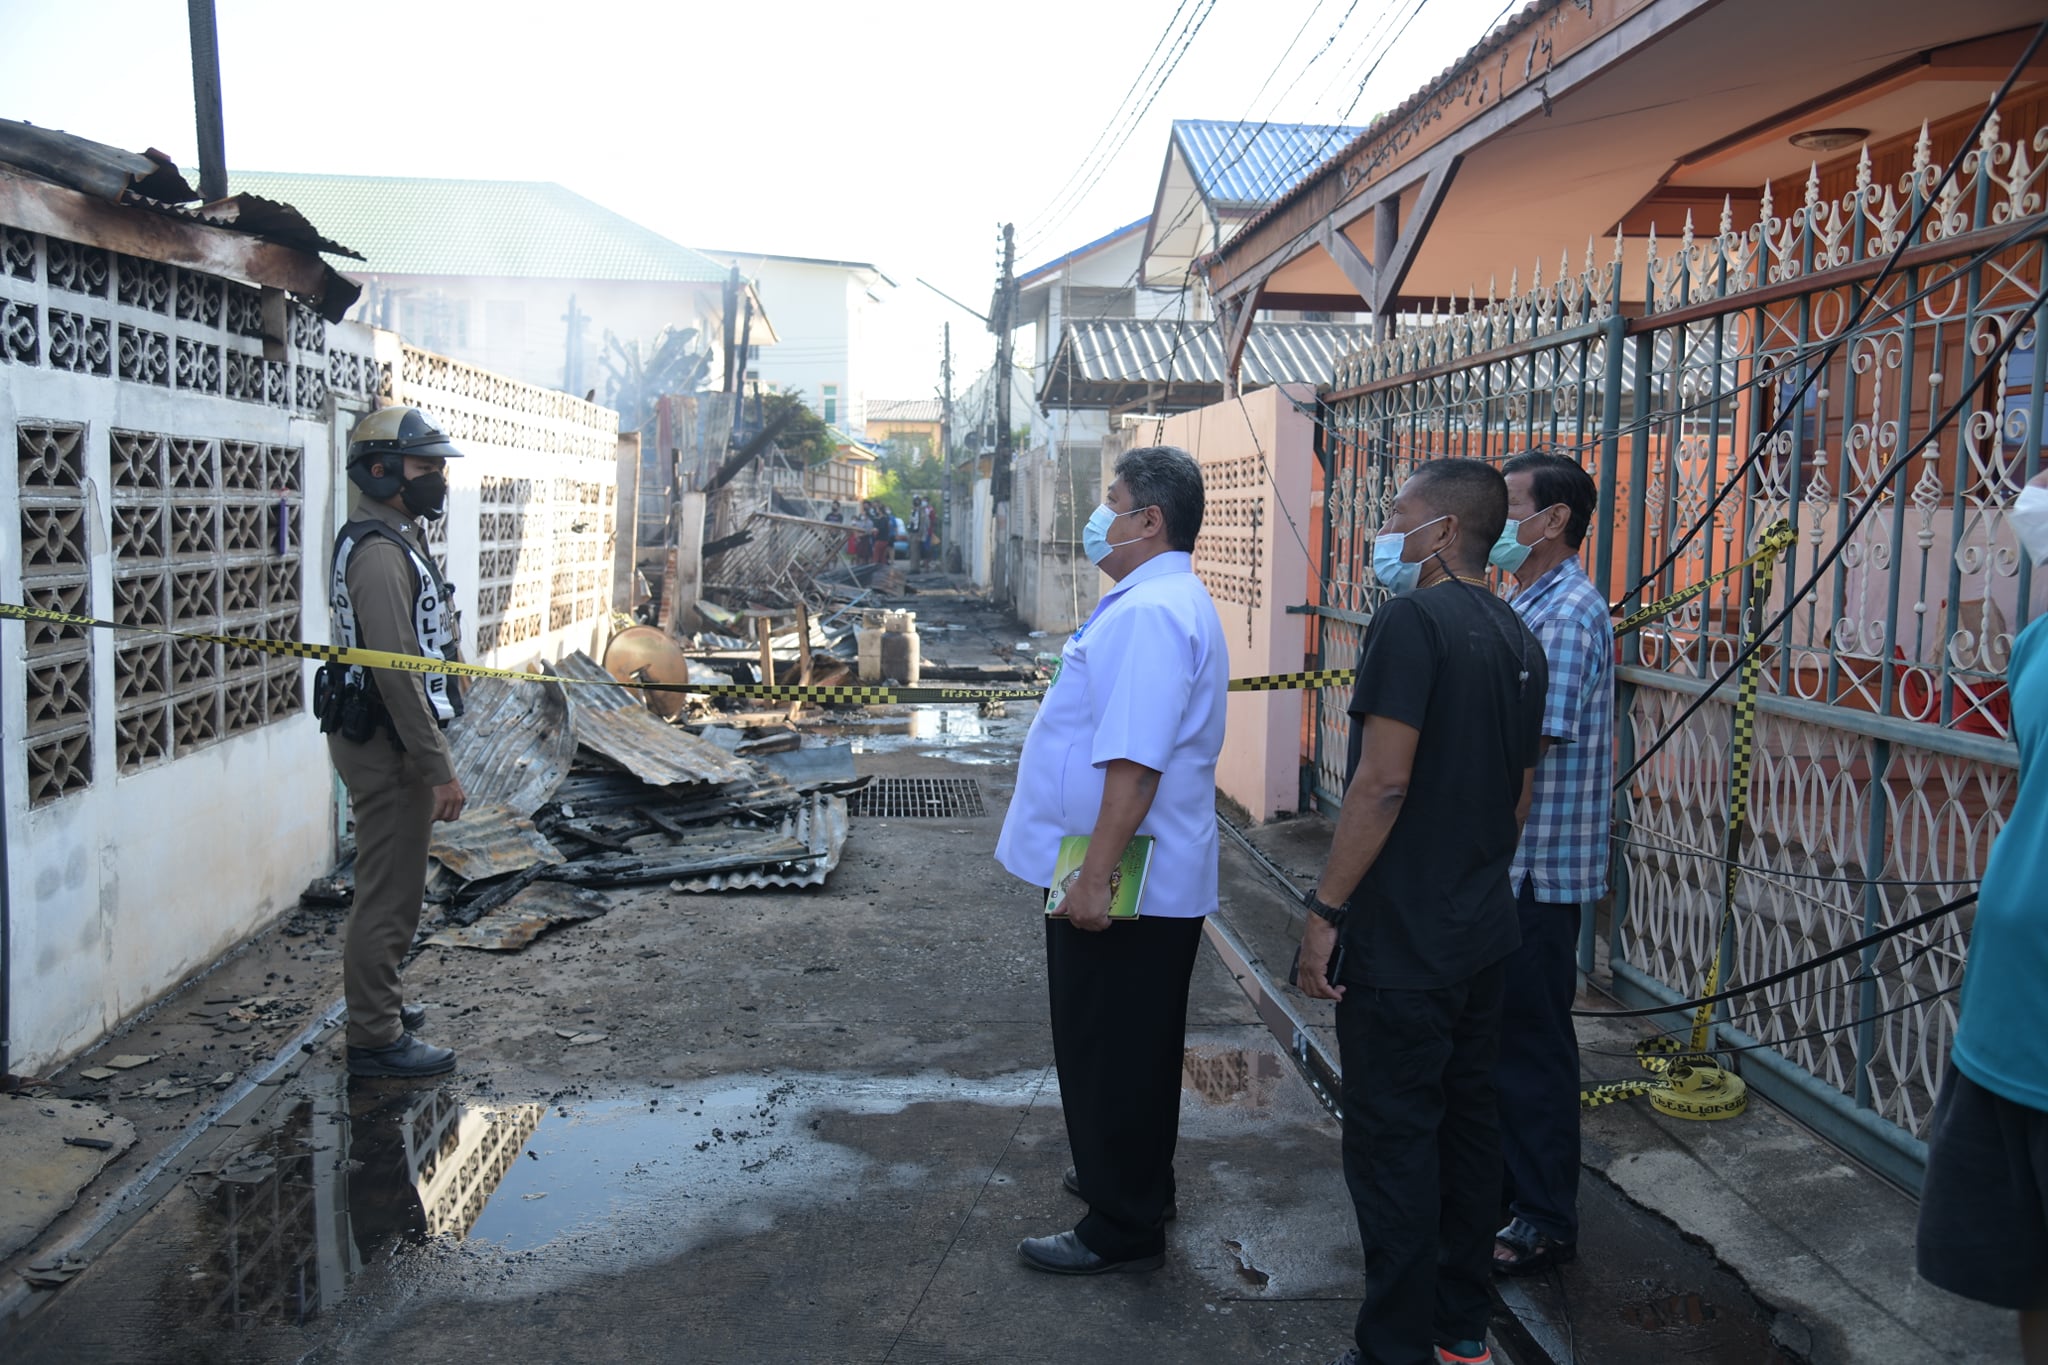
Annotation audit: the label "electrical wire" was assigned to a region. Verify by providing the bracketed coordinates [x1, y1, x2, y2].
[1021, 0, 1198, 250]
[1607, 825, 1983, 890]
[1569, 889, 1975, 1020]
[1578, 982, 1958, 1062]
[1610, 300, 2040, 794]
[1022, 0, 1223, 257]
[1275, 206, 2048, 474]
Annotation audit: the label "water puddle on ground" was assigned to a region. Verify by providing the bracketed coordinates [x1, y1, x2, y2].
[807, 702, 1033, 762]
[8, 1066, 1056, 1360]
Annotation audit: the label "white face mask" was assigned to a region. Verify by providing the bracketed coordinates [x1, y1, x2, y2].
[2015, 486, 2048, 564]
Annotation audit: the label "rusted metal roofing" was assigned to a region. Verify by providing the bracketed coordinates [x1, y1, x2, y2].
[0, 120, 199, 205]
[546, 824, 816, 886]
[446, 674, 576, 814]
[424, 883, 609, 952]
[1038, 317, 1375, 410]
[0, 118, 365, 321]
[429, 803, 565, 882]
[554, 651, 757, 787]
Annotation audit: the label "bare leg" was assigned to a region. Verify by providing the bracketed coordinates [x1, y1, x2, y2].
[2022, 1310, 2048, 1365]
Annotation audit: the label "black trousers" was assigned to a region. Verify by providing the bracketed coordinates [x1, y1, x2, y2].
[1046, 912, 1205, 1261]
[1337, 958, 1507, 1365]
[1494, 879, 1584, 1243]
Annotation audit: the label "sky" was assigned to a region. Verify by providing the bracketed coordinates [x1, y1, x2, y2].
[1, 0, 1517, 399]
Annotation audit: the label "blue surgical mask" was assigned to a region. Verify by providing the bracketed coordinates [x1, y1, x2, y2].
[1083, 503, 1154, 565]
[1489, 505, 1562, 575]
[1371, 515, 1448, 595]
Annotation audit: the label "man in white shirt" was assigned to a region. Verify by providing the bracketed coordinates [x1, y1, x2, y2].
[996, 445, 1229, 1276]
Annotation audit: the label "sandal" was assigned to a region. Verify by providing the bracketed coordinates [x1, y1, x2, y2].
[1493, 1216, 1576, 1277]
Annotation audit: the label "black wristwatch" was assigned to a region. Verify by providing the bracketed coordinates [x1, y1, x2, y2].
[1303, 887, 1348, 925]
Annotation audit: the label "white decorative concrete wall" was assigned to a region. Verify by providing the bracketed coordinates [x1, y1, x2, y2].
[0, 223, 623, 1074]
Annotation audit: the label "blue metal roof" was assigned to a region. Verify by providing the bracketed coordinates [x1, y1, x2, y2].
[1017, 216, 1149, 288]
[1172, 119, 1366, 211]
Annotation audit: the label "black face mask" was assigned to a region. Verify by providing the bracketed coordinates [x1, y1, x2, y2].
[400, 469, 448, 521]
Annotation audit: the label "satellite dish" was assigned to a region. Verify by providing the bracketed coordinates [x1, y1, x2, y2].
[602, 626, 694, 719]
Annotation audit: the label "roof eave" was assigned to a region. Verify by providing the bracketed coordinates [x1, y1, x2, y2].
[0, 165, 359, 320]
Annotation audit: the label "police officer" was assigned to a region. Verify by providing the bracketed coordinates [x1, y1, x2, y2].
[324, 405, 466, 1078]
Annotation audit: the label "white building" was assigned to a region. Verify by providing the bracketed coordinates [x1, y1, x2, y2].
[227, 172, 774, 416]
[986, 120, 1373, 633]
[698, 251, 892, 436]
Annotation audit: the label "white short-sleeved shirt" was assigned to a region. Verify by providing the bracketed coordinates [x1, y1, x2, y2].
[994, 551, 1229, 917]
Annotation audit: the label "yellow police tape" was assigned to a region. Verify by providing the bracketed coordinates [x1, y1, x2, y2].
[1578, 517, 1796, 1120]
[0, 601, 1345, 705]
[2, 520, 1795, 1122]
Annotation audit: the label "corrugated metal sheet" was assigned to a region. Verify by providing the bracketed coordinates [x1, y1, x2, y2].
[866, 398, 944, 423]
[0, 117, 199, 204]
[429, 802, 566, 881]
[1039, 318, 1375, 410]
[1173, 120, 1367, 210]
[554, 651, 757, 787]
[446, 674, 576, 814]
[673, 794, 849, 892]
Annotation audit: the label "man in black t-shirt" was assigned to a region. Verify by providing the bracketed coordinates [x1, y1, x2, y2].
[1295, 458, 1545, 1365]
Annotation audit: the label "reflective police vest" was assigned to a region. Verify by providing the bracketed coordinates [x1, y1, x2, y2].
[329, 517, 464, 725]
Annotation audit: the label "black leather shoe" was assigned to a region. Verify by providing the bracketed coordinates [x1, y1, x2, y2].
[400, 1002, 427, 1032]
[346, 1033, 456, 1078]
[1061, 1166, 1178, 1221]
[1017, 1230, 1163, 1275]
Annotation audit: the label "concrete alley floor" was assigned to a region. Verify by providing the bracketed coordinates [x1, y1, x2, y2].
[3, 590, 1373, 1365]
[1, 583, 2017, 1364]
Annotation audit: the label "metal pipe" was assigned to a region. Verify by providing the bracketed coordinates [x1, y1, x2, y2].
[185, 0, 228, 202]
[1614, 664, 2016, 768]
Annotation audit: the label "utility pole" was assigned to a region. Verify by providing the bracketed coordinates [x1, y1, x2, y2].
[720, 266, 741, 395]
[562, 293, 586, 397]
[186, 0, 229, 202]
[990, 223, 1015, 501]
[940, 322, 954, 569]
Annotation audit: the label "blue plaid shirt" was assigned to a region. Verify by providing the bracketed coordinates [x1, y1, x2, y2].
[1508, 555, 1615, 903]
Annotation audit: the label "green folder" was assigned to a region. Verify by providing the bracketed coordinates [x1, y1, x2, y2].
[1044, 835, 1154, 920]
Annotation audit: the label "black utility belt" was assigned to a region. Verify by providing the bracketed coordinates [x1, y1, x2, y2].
[312, 661, 406, 750]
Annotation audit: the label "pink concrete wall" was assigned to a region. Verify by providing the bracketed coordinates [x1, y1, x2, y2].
[1157, 385, 1315, 823]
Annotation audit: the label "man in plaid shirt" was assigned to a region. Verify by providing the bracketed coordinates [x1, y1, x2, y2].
[1487, 451, 1614, 1277]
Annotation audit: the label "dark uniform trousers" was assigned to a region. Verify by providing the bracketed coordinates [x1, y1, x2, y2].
[330, 732, 436, 1049]
[1046, 912, 1205, 1262]
[1337, 957, 1507, 1365]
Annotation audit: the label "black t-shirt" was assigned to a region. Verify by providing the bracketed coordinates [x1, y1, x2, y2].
[1341, 580, 1547, 989]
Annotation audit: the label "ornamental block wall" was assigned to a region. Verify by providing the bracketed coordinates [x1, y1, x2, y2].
[0, 222, 622, 1073]
[1155, 385, 1316, 823]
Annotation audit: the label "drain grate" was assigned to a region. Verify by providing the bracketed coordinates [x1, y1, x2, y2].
[846, 776, 986, 818]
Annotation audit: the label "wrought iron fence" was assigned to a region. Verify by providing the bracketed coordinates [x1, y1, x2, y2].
[1311, 120, 2048, 1177]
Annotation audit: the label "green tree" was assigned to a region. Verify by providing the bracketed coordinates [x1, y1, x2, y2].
[759, 388, 837, 466]
[871, 444, 944, 520]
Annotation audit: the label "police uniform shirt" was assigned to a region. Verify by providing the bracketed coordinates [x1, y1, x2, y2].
[995, 550, 1229, 917]
[339, 493, 459, 786]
